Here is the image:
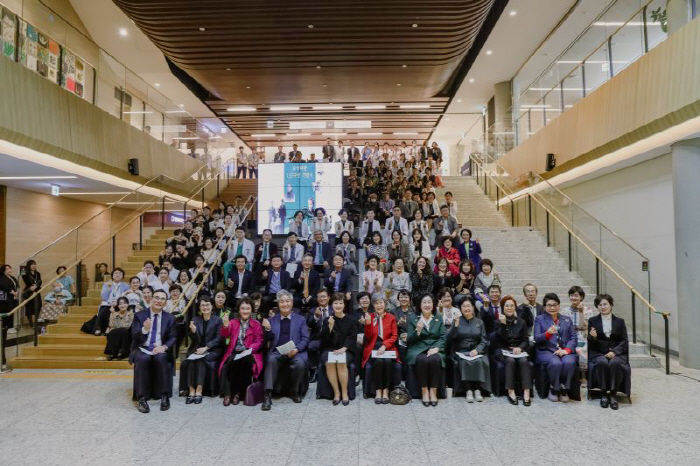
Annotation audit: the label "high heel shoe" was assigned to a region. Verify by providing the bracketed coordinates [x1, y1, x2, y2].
[422, 400, 430, 407]
[332, 399, 341, 406]
[342, 400, 350, 406]
[508, 395, 519, 406]
[185, 396, 194, 404]
[375, 398, 382, 405]
[523, 398, 531, 407]
[430, 400, 438, 407]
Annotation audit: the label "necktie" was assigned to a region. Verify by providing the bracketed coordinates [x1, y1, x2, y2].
[290, 246, 296, 262]
[367, 221, 373, 235]
[303, 271, 309, 299]
[262, 243, 268, 261]
[316, 243, 322, 265]
[493, 306, 500, 320]
[148, 314, 159, 351]
[236, 243, 243, 256]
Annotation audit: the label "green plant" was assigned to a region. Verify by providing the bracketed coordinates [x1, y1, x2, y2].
[650, 7, 668, 33]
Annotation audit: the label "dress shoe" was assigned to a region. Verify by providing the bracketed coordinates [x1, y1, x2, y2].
[508, 395, 519, 406]
[600, 395, 610, 409]
[523, 398, 531, 407]
[108, 355, 116, 361]
[474, 391, 483, 402]
[609, 397, 619, 410]
[332, 399, 341, 406]
[223, 396, 231, 407]
[382, 398, 389, 405]
[422, 400, 430, 407]
[559, 393, 570, 403]
[342, 400, 350, 406]
[194, 395, 203, 404]
[160, 395, 170, 411]
[137, 398, 150, 414]
[375, 398, 383, 405]
[466, 391, 475, 403]
[185, 396, 194, 404]
[292, 394, 303, 403]
[116, 353, 126, 360]
[548, 392, 559, 402]
[430, 401, 438, 407]
[261, 393, 272, 411]
[232, 394, 240, 405]
[309, 372, 318, 384]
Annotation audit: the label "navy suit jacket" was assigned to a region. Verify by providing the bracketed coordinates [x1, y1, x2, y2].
[306, 306, 331, 340]
[129, 309, 177, 363]
[254, 242, 279, 263]
[307, 241, 332, 265]
[292, 268, 321, 297]
[534, 313, 577, 361]
[264, 269, 291, 295]
[227, 269, 256, 297]
[266, 313, 309, 361]
[516, 302, 545, 332]
[324, 268, 352, 293]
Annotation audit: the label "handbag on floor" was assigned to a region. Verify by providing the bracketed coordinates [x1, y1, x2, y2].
[389, 384, 411, 405]
[39, 302, 65, 322]
[244, 379, 264, 406]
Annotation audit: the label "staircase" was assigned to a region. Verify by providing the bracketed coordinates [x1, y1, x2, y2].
[9, 229, 174, 369]
[437, 176, 659, 368]
[217, 179, 258, 222]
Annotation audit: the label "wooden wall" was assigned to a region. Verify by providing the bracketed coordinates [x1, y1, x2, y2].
[499, 16, 700, 179]
[4, 187, 139, 291]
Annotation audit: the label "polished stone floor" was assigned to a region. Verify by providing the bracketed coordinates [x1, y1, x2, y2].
[1, 364, 699, 466]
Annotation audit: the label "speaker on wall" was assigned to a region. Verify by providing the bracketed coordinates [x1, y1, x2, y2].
[128, 158, 139, 175]
[545, 153, 556, 172]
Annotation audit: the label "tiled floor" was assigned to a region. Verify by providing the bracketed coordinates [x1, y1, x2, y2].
[1, 365, 699, 466]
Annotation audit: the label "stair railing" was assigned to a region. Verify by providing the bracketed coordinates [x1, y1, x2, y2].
[469, 153, 671, 375]
[0, 155, 232, 369]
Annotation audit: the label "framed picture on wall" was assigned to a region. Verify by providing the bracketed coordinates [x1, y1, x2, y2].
[1, 7, 17, 61]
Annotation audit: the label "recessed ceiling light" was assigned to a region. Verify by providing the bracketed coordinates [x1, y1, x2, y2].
[412, 23, 418, 28]
[0, 175, 78, 180]
[509, 10, 517, 16]
[154, 83, 160, 87]
[396, 83, 402, 87]
[457, 99, 462, 103]
[316, 65, 321, 69]
[400, 104, 430, 109]
[402, 64, 407, 68]
[227, 106, 257, 112]
[270, 105, 300, 111]
[118, 28, 128, 37]
[486, 50, 493, 56]
[308, 24, 314, 28]
[246, 86, 251, 89]
[468, 78, 475, 83]
[198, 27, 206, 32]
[226, 67, 231, 71]
[251, 134, 274, 137]
[356, 104, 386, 110]
[322, 84, 327, 87]
[178, 104, 185, 108]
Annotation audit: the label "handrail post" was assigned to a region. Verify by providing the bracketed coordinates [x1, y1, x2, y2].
[595, 257, 600, 295]
[0, 315, 8, 373]
[76, 261, 83, 306]
[631, 291, 637, 344]
[528, 194, 532, 227]
[546, 211, 550, 247]
[139, 215, 143, 251]
[663, 312, 670, 375]
[201, 188, 204, 206]
[111, 235, 116, 271]
[568, 231, 572, 272]
[217, 174, 220, 197]
[510, 199, 514, 226]
[496, 186, 499, 209]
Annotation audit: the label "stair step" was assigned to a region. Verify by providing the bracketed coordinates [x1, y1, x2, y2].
[38, 334, 106, 345]
[22, 344, 108, 357]
[9, 355, 132, 369]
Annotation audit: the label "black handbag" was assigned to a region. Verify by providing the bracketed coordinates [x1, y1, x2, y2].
[389, 384, 411, 405]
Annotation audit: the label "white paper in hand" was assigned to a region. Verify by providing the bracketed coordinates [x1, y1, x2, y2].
[501, 349, 529, 359]
[456, 352, 482, 361]
[327, 352, 347, 363]
[371, 350, 396, 359]
[276, 340, 297, 355]
[285, 263, 298, 276]
[187, 352, 208, 360]
[139, 347, 155, 356]
[234, 348, 253, 360]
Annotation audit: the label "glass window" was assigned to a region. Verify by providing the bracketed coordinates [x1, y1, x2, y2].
[611, 13, 644, 75]
[645, 0, 668, 50]
[583, 44, 610, 94]
[561, 65, 585, 110]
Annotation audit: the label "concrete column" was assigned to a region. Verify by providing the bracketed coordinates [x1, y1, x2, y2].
[671, 137, 700, 368]
[492, 81, 513, 158]
[666, 0, 692, 35]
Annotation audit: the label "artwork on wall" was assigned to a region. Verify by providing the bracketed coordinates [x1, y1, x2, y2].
[1, 7, 17, 60]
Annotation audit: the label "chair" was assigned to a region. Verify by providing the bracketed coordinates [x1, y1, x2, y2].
[534, 361, 581, 401]
[586, 359, 632, 404]
[314, 361, 357, 400]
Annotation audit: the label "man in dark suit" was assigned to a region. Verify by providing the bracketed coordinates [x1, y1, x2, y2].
[480, 284, 503, 353]
[262, 255, 291, 310]
[322, 138, 336, 162]
[253, 229, 278, 277]
[517, 283, 545, 335]
[347, 141, 360, 160]
[261, 290, 309, 410]
[273, 145, 286, 163]
[288, 144, 302, 162]
[291, 253, 321, 311]
[324, 254, 352, 302]
[307, 229, 332, 273]
[130, 289, 177, 413]
[225, 255, 256, 309]
[306, 287, 331, 383]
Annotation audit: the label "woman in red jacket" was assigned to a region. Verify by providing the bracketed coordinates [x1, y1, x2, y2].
[218, 297, 264, 406]
[434, 236, 461, 276]
[361, 295, 399, 404]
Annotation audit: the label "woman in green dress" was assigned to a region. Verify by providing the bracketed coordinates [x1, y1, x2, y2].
[407, 292, 446, 407]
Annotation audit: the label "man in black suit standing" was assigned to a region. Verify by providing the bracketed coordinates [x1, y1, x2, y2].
[347, 140, 360, 160]
[322, 138, 336, 162]
[130, 289, 177, 413]
[273, 145, 286, 163]
[288, 144, 302, 162]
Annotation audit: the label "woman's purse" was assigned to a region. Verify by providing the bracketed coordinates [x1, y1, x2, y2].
[244, 379, 264, 406]
[389, 384, 411, 405]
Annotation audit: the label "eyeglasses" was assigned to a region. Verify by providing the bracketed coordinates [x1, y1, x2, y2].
[545, 303, 559, 309]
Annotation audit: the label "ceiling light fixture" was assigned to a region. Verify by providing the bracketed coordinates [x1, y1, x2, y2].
[358, 132, 382, 136]
[316, 65, 321, 69]
[400, 104, 430, 109]
[154, 83, 160, 88]
[468, 78, 475, 83]
[245, 86, 251, 89]
[396, 83, 402, 87]
[270, 105, 300, 111]
[486, 50, 493, 56]
[308, 24, 314, 28]
[356, 104, 386, 110]
[286, 133, 311, 137]
[251, 134, 275, 137]
[457, 99, 462, 103]
[509, 10, 517, 16]
[402, 64, 407, 68]
[198, 27, 206, 32]
[0, 175, 79, 180]
[118, 28, 128, 37]
[394, 132, 419, 136]
[312, 105, 343, 110]
[60, 191, 131, 195]
[412, 23, 418, 28]
[172, 137, 199, 140]
[227, 106, 256, 112]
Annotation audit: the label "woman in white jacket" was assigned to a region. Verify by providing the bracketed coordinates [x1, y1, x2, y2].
[408, 228, 431, 265]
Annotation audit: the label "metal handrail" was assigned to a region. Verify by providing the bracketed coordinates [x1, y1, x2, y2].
[469, 153, 671, 374]
[3, 160, 228, 320]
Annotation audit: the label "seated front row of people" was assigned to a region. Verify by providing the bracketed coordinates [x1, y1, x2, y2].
[130, 288, 630, 412]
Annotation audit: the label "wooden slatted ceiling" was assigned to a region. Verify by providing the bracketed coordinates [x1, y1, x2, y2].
[113, 0, 496, 147]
